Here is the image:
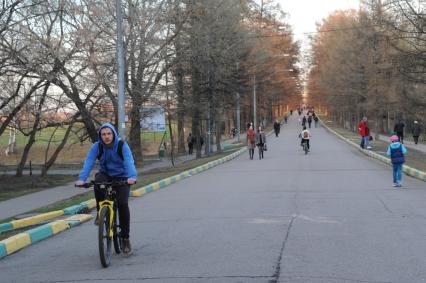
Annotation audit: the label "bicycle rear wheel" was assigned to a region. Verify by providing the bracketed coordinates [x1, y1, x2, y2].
[98, 206, 112, 268]
[113, 208, 122, 254]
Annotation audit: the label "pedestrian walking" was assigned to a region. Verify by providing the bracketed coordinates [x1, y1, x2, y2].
[284, 115, 288, 124]
[273, 120, 280, 137]
[394, 120, 405, 144]
[314, 115, 319, 128]
[187, 133, 194, 155]
[255, 126, 266, 160]
[386, 135, 407, 187]
[247, 126, 255, 160]
[302, 116, 307, 127]
[358, 117, 371, 149]
[412, 121, 421, 145]
[307, 115, 312, 128]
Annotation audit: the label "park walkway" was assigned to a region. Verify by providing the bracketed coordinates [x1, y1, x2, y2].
[0, 134, 244, 220]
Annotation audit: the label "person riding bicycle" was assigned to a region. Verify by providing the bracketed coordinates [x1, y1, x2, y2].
[75, 123, 137, 254]
[299, 126, 311, 151]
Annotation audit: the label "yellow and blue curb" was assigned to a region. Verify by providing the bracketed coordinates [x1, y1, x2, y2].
[321, 119, 426, 182]
[0, 199, 96, 234]
[130, 147, 247, 197]
[0, 214, 92, 259]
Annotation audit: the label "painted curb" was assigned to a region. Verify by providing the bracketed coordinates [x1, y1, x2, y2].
[321, 119, 426, 182]
[130, 147, 247, 197]
[0, 214, 92, 260]
[0, 198, 96, 234]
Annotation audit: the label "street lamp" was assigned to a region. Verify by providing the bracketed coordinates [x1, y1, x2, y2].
[253, 74, 257, 131]
[116, 0, 126, 140]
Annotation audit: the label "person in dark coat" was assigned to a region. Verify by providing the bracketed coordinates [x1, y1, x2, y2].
[412, 121, 421, 145]
[273, 120, 281, 137]
[187, 133, 194, 155]
[394, 120, 405, 144]
[302, 116, 307, 127]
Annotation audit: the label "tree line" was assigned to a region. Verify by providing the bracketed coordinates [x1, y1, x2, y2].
[0, 0, 300, 176]
[308, 0, 425, 138]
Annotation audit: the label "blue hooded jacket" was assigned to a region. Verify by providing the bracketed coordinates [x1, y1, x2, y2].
[78, 123, 137, 181]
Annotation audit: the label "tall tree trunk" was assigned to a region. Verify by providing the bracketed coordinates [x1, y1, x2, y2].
[16, 83, 49, 176]
[129, 101, 143, 166]
[41, 124, 73, 177]
[215, 109, 222, 153]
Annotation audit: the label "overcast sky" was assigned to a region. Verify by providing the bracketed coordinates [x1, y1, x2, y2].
[277, 0, 359, 43]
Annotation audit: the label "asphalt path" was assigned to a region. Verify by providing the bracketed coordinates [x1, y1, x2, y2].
[1, 114, 426, 283]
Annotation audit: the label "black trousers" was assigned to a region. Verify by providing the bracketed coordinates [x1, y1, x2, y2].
[413, 136, 419, 144]
[397, 132, 404, 144]
[94, 172, 131, 239]
[301, 139, 310, 149]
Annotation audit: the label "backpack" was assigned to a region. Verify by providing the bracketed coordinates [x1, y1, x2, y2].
[303, 131, 309, 139]
[97, 140, 125, 160]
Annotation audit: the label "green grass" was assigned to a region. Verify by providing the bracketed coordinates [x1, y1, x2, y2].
[1, 123, 179, 146]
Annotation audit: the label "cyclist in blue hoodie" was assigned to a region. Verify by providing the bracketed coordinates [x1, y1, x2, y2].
[76, 123, 137, 254]
[386, 135, 407, 187]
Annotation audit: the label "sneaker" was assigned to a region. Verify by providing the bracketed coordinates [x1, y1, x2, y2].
[122, 238, 132, 254]
[366, 146, 372, 150]
[392, 183, 398, 187]
[397, 183, 402, 187]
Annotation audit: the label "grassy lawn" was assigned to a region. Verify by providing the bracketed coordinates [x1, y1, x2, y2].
[321, 117, 426, 172]
[0, 124, 177, 146]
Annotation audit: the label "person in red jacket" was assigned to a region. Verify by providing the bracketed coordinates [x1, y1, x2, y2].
[358, 117, 371, 149]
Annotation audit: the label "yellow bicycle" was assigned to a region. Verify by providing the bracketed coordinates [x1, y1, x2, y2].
[77, 180, 127, 267]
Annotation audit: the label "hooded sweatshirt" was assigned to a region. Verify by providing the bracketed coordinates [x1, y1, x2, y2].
[78, 123, 137, 181]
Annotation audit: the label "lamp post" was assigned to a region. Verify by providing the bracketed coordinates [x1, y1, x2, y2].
[116, 0, 126, 140]
[236, 92, 240, 142]
[253, 74, 257, 131]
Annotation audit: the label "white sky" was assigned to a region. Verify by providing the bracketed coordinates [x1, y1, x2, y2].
[278, 0, 360, 45]
[276, 0, 360, 75]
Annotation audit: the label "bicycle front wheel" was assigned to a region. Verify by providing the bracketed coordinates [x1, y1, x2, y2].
[113, 208, 122, 254]
[98, 206, 112, 268]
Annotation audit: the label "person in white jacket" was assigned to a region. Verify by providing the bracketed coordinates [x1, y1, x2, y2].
[299, 126, 311, 151]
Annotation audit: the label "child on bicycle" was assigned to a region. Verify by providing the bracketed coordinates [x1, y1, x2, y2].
[76, 123, 137, 254]
[299, 126, 311, 151]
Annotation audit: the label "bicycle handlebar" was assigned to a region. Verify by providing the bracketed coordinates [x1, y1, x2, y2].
[75, 179, 133, 189]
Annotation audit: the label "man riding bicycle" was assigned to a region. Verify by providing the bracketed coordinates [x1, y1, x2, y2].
[76, 123, 137, 254]
[299, 126, 311, 151]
